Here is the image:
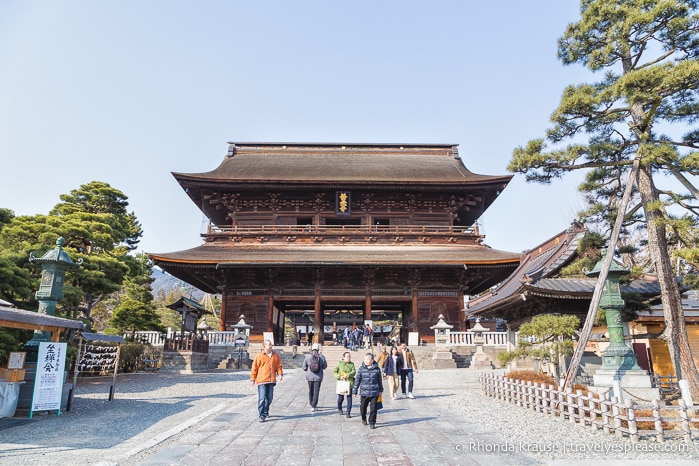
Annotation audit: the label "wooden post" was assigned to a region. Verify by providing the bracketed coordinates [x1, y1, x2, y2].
[364, 289, 372, 322]
[219, 287, 227, 331]
[651, 398, 664, 442]
[314, 285, 322, 344]
[459, 290, 466, 331]
[411, 288, 419, 332]
[567, 389, 576, 423]
[679, 399, 692, 442]
[558, 389, 566, 420]
[577, 390, 586, 425]
[601, 395, 611, 435]
[612, 397, 623, 438]
[267, 289, 274, 332]
[626, 400, 638, 443]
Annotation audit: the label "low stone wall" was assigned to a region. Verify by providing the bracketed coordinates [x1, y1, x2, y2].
[160, 351, 209, 373]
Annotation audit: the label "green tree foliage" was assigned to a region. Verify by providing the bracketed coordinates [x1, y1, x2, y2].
[0, 209, 32, 306]
[0, 182, 142, 327]
[508, 0, 699, 394]
[106, 254, 165, 339]
[498, 314, 580, 378]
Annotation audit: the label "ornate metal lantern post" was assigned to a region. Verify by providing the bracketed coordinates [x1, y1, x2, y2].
[586, 249, 658, 400]
[23, 237, 82, 358]
[584, 249, 641, 371]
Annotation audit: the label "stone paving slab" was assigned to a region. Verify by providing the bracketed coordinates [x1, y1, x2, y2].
[130, 369, 541, 466]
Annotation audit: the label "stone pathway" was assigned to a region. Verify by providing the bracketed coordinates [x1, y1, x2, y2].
[132, 367, 540, 466]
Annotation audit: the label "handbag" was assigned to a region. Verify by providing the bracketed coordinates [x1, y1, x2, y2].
[336, 380, 350, 395]
[376, 394, 383, 410]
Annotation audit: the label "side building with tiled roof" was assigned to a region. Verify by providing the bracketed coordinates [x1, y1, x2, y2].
[149, 142, 521, 344]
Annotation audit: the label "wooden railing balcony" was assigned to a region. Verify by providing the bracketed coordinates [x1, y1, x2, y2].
[207, 224, 480, 237]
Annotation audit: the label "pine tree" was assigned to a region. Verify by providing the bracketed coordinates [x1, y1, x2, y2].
[509, 0, 699, 395]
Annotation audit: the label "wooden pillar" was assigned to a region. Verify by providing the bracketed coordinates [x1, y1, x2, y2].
[219, 287, 228, 331]
[267, 289, 274, 332]
[314, 285, 322, 344]
[412, 287, 419, 331]
[459, 290, 466, 331]
[364, 289, 372, 322]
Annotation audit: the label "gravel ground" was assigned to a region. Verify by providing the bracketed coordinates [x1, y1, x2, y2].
[418, 369, 699, 464]
[0, 371, 253, 465]
[0, 368, 697, 465]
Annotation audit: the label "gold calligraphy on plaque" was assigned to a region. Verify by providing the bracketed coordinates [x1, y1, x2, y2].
[336, 191, 351, 215]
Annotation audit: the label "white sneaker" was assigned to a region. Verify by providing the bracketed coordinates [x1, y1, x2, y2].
[311, 407, 317, 412]
[408, 393, 415, 399]
[401, 393, 406, 399]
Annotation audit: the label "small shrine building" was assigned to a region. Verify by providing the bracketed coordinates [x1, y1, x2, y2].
[149, 142, 521, 344]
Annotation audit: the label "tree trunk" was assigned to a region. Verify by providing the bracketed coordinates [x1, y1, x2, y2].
[637, 165, 699, 398]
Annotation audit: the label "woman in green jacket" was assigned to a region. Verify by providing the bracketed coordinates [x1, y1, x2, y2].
[333, 351, 356, 418]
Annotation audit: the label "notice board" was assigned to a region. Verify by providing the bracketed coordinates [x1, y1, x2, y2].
[31, 342, 67, 415]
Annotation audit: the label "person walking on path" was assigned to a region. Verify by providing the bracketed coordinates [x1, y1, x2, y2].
[375, 344, 389, 370]
[352, 353, 383, 429]
[332, 351, 356, 418]
[250, 340, 283, 422]
[303, 343, 328, 412]
[383, 346, 402, 400]
[399, 342, 418, 399]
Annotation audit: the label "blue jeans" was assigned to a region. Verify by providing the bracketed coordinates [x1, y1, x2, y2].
[257, 383, 275, 419]
[400, 368, 414, 394]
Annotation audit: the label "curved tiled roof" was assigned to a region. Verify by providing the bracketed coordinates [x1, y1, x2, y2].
[150, 242, 521, 294]
[150, 242, 521, 266]
[466, 222, 667, 323]
[173, 142, 512, 187]
[466, 222, 587, 316]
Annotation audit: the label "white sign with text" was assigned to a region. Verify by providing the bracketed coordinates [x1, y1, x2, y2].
[31, 342, 67, 413]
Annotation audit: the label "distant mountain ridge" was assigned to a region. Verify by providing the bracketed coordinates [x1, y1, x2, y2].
[150, 267, 206, 301]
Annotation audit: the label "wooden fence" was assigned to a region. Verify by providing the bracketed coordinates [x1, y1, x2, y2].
[480, 372, 699, 443]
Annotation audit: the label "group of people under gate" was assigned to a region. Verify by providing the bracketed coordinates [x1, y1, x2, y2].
[249, 340, 419, 429]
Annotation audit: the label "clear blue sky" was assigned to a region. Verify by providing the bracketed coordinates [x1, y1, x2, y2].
[0, 1, 594, 256]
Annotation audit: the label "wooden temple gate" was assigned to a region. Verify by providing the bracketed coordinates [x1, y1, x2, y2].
[150, 142, 521, 343]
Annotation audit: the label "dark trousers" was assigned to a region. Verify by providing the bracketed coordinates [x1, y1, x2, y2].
[337, 393, 353, 413]
[257, 383, 274, 419]
[308, 380, 322, 408]
[360, 395, 378, 426]
[400, 368, 414, 394]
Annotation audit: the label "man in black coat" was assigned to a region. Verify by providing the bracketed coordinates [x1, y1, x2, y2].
[352, 353, 383, 429]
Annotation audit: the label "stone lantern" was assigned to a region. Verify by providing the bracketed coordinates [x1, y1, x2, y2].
[431, 314, 455, 368]
[585, 249, 657, 400]
[197, 318, 212, 339]
[430, 314, 453, 346]
[468, 318, 493, 369]
[23, 237, 82, 358]
[229, 315, 253, 369]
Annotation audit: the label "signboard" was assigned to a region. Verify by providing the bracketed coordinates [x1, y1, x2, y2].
[31, 342, 67, 414]
[183, 312, 197, 333]
[263, 332, 274, 346]
[8, 352, 26, 369]
[408, 332, 419, 347]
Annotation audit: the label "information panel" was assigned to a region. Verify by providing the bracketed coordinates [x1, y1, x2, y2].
[31, 342, 67, 414]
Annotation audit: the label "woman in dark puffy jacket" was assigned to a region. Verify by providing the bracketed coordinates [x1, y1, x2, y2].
[352, 353, 383, 429]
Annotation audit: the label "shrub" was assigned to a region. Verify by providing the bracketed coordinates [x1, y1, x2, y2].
[119, 341, 148, 373]
[507, 370, 555, 386]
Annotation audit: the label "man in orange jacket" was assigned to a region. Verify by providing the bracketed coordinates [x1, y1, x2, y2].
[250, 340, 283, 422]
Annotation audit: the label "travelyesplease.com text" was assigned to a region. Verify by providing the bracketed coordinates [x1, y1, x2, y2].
[455, 441, 691, 454]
